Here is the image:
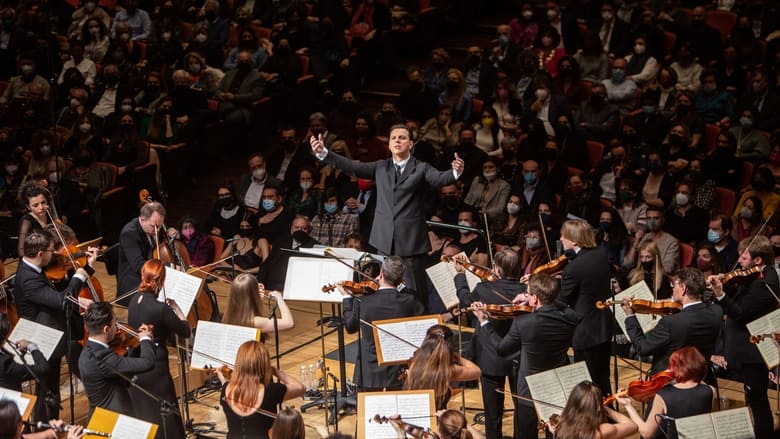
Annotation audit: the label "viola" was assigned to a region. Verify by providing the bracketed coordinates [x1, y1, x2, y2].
[109, 322, 145, 355]
[204, 364, 234, 380]
[370, 414, 437, 439]
[322, 280, 379, 296]
[596, 299, 682, 316]
[532, 254, 568, 276]
[749, 332, 780, 344]
[602, 370, 674, 406]
[720, 266, 762, 286]
[46, 245, 109, 282]
[441, 255, 499, 282]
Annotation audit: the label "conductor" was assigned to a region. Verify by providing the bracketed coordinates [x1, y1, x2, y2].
[310, 125, 464, 308]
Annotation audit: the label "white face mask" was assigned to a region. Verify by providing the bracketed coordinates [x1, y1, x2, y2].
[252, 167, 267, 181]
[300, 181, 313, 191]
[120, 104, 133, 113]
[675, 193, 689, 206]
[458, 220, 472, 234]
[483, 171, 497, 181]
[535, 88, 549, 101]
[79, 123, 92, 133]
[195, 33, 208, 43]
[48, 172, 59, 183]
[506, 202, 520, 215]
[70, 98, 81, 108]
[634, 44, 646, 55]
[522, 10, 533, 19]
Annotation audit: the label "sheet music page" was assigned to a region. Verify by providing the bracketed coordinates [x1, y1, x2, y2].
[426, 262, 460, 309]
[7, 318, 63, 364]
[283, 257, 354, 303]
[554, 362, 592, 396]
[676, 413, 717, 439]
[711, 407, 755, 439]
[158, 267, 203, 316]
[525, 369, 567, 422]
[746, 308, 780, 369]
[396, 393, 434, 430]
[0, 387, 30, 418]
[190, 321, 259, 369]
[362, 393, 433, 439]
[608, 281, 658, 340]
[111, 414, 154, 439]
[375, 316, 440, 365]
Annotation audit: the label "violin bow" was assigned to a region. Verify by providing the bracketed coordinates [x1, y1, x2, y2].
[45, 207, 101, 302]
[728, 208, 775, 272]
[323, 248, 376, 281]
[359, 319, 420, 350]
[539, 213, 553, 261]
[495, 388, 564, 410]
[483, 211, 495, 267]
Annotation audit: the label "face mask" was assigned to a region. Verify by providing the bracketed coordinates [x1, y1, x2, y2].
[105, 75, 119, 86]
[523, 172, 537, 185]
[182, 229, 195, 239]
[189, 64, 201, 73]
[218, 195, 233, 207]
[602, 11, 614, 21]
[300, 181, 313, 191]
[526, 237, 541, 249]
[89, 27, 100, 36]
[121, 123, 134, 131]
[646, 218, 660, 232]
[483, 171, 497, 180]
[648, 162, 663, 173]
[543, 148, 557, 160]
[612, 69, 625, 82]
[262, 199, 276, 211]
[702, 83, 716, 93]
[696, 257, 713, 272]
[238, 61, 252, 70]
[591, 94, 606, 106]
[357, 179, 372, 191]
[675, 193, 689, 206]
[205, 11, 217, 21]
[79, 123, 92, 133]
[539, 212, 550, 223]
[771, 153, 780, 165]
[546, 9, 558, 20]
[535, 88, 549, 101]
[48, 171, 58, 183]
[120, 32, 132, 42]
[195, 33, 208, 43]
[40, 145, 51, 155]
[498, 35, 509, 46]
[753, 81, 766, 94]
[642, 105, 655, 114]
[468, 54, 480, 66]
[481, 117, 494, 127]
[447, 80, 459, 90]
[323, 203, 338, 214]
[444, 195, 459, 208]
[641, 260, 654, 271]
[121, 104, 132, 113]
[618, 191, 634, 202]
[634, 44, 646, 54]
[557, 122, 570, 132]
[252, 168, 267, 181]
[239, 228, 252, 237]
[599, 221, 611, 230]
[162, 31, 172, 41]
[522, 10, 533, 19]
[70, 98, 81, 108]
[707, 229, 721, 244]
[4, 165, 18, 175]
[506, 202, 520, 215]
[740, 206, 753, 219]
[20, 65, 34, 75]
[292, 230, 308, 242]
[457, 220, 472, 233]
[739, 117, 753, 128]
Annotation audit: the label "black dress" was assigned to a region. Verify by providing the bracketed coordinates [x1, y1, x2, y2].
[220, 382, 286, 439]
[17, 212, 50, 257]
[658, 383, 713, 439]
[127, 290, 191, 439]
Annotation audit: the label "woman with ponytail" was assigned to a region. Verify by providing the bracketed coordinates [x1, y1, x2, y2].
[403, 325, 480, 410]
[389, 409, 484, 439]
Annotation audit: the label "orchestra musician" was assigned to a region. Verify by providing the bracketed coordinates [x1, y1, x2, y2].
[403, 324, 481, 410]
[116, 202, 173, 306]
[707, 235, 779, 439]
[222, 273, 294, 333]
[472, 273, 579, 439]
[558, 219, 613, 397]
[0, 314, 47, 392]
[17, 182, 53, 258]
[0, 400, 85, 439]
[127, 259, 190, 439]
[218, 340, 304, 439]
[618, 347, 715, 439]
[388, 409, 485, 439]
[342, 256, 424, 390]
[311, 125, 465, 309]
[78, 302, 155, 416]
[453, 248, 525, 439]
[551, 381, 637, 439]
[14, 232, 97, 421]
[622, 267, 722, 376]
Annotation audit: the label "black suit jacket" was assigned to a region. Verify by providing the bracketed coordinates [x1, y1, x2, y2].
[267, 145, 316, 189]
[325, 153, 456, 256]
[559, 247, 613, 350]
[0, 348, 48, 391]
[14, 260, 88, 331]
[455, 274, 525, 376]
[589, 17, 632, 57]
[484, 303, 580, 395]
[343, 288, 424, 389]
[79, 339, 155, 416]
[117, 218, 154, 303]
[625, 302, 723, 374]
[718, 265, 780, 368]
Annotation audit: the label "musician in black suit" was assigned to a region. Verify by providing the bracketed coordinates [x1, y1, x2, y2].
[708, 236, 779, 439]
[0, 314, 48, 392]
[342, 256, 424, 390]
[474, 273, 580, 439]
[311, 125, 465, 308]
[14, 232, 97, 421]
[258, 216, 320, 294]
[116, 202, 169, 306]
[79, 302, 155, 417]
[559, 219, 613, 398]
[623, 267, 723, 375]
[453, 248, 525, 439]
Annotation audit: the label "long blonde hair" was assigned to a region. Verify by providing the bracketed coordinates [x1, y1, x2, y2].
[223, 273, 264, 327]
[628, 241, 666, 297]
[225, 341, 272, 411]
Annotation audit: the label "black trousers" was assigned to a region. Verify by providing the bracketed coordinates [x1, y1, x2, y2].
[481, 373, 518, 439]
[742, 362, 772, 439]
[401, 254, 429, 312]
[574, 341, 612, 398]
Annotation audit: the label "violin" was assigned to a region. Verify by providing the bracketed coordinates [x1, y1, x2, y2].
[537, 414, 560, 432]
[45, 245, 109, 282]
[370, 414, 437, 439]
[720, 266, 762, 286]
[322, 280, 379, 296]
[749, 332, 780, 344]
[532, 254, 568, 276]
[108, 322, 146, 355]
[441, 255, 499, 282]
[596, 299, 682, 315]
[456, 303, 534, 319]
[602, 370, 674, 406]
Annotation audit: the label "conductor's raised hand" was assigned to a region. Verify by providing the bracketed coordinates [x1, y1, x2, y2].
[310, 133, 326, 155]
[452, 152, 464, 175]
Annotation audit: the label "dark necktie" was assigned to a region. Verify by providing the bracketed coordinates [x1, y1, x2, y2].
[395, 163, 402, 179]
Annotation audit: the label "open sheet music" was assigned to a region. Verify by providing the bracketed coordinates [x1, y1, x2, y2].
[426, 252, 481, 310]
[357, 390, 436, 439]
[87, 407, 157, 439]
[5, 318, 63, 364]
[745, 308, 780, 369]
[159, 266, 203, 316]
[283, 257, 355, 303]
[373, 315, 442, 365]
[525, 362, 592, 422]
[676, 407, 755, 439]
[190, 321, 261, 369]
[0, 387, 35, 420]
[606, 281, 659, 340]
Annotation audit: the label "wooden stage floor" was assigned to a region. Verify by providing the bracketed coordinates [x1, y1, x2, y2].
[6, 261, 779, 438]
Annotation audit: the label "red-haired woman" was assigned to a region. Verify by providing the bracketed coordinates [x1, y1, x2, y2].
[219, 340, 304, 439]
[127, 259, 191, 439]
[618, 346, 715, 439]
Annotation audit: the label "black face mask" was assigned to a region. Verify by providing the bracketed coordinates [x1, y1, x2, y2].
[543, 148, 557, 160]
[444, 195, 459, 209]
[292, 230, 308, 242]
[239, 228, 252, 237]
[468, 55, 480, 66]
[238, 61, 252, 71]
[642, 260, 654, 271]
[219, 196, 234, 207]
[75, 155, 92, 167]
[105, 75, 119, 86]
[121, 123, 135, 131]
